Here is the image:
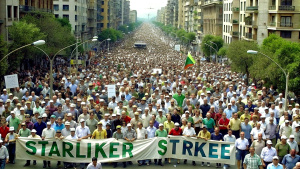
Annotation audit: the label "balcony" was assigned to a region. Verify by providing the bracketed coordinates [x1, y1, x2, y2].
[231, 31, 239, 37]
[280, 22, 293, 27]
[279, 5, 295, 11]
[245, 32, 252, 39]
[19, 5, 53, 13]
[232, 7, 239, 12]
[0, 20, 4, 24]
[269, 22, 276, 26]
[232, 19, 239, 24]
[246, 6, 258, 11]
[245, 20, 252, 25]
[269, 6, 276, 10]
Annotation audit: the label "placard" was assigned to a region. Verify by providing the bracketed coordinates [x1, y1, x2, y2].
[175, 45, 181, 51]
[107, 85, 116, 98]
[4, 74, 19, 88]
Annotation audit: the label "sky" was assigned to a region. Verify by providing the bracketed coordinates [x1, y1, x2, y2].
[129, 0, 168, 19]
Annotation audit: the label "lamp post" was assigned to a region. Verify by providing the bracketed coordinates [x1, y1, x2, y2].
[204, 43, 217, 62]
[69, 36, 98, 63]
[247, 50, 289, 111]
[0, 40, 45, 62]
[107, 38, 111, 52]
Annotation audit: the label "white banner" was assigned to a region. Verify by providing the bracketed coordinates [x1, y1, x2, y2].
[175, 45, 180, 51]
[106, 85, 116, 98]
[16, 136, 236, 164]
[4, 74, 19, 89]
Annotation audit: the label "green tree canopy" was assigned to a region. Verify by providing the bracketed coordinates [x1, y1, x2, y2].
[227, 40, 259, 85]
[0, 35, 9, 76]
[98, 28, 123, 43]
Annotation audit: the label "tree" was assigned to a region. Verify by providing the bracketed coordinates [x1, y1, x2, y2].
[98, 28, 123, 43]
[56, 18, 72, 32]
[201, 35, 224, 60]
[186, 32, 196, 42]
[0, 35, 8, 77]
[217, 46, 227, 57]
[8, 21, 46, 71]
[251, 34, 300, 93]
[227, 40, 259, 85]
[119, 25, 128, 33]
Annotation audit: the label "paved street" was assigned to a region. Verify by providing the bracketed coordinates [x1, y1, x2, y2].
[5, 159, 238, 169]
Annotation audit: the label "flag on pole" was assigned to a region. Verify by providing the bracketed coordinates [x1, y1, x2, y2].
[184, 52, 196, 69]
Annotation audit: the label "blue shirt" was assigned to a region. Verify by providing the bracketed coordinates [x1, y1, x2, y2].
[267, 163, 283, 169]
[33, 122, 47, 136]
[54, 123, 65, 131]
[224, 108, 234, 119]
[125, 94, 132, 101]
[245, 104, 256, 113]
[200, 104, 210, 117]
[241, 123, 252, 139]
[211, 133, 223, 141]
[146, 126, 157, 138]
[282, 154, 300, 169]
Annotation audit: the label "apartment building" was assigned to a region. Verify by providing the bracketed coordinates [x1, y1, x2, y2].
[53, 0, 87, 35]
[97, 0, 109, 31]
[109, 0, 122, 29]
[0, 0, 20, 41]
[129, 10, 137, 23]
[202, 0, 223, 36]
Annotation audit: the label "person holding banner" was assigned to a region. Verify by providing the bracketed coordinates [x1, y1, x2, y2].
[24, 129, 40, 166]
[41, 122, 55, 168]
[4, 127, 17, 164]
[155, 123, 168, 166]
[235, 132, 249, 169]
[136, 122, 148, 166]
[197, 125, 211, 167]
[0, 140, 9, 169]
[87, 157, 102, 169]
[123, 123, 136, 168]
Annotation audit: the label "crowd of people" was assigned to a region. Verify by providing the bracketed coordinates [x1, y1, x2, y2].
[0, 23, 299, 169]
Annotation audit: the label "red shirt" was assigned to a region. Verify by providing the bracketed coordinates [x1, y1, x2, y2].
[218, 118, 230, 130]
[169, 128, 182, 136]
[0, 126, 9, 139]
[122, 116, 131, 124]
[215, 113, 223, 123]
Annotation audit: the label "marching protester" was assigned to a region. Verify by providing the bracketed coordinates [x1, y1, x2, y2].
[0, 22, 299, 169]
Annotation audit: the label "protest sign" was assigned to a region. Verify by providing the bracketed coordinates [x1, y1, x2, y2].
[4, 74, 19, 88]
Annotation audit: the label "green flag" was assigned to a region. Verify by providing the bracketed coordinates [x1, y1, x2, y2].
[184, 53, 196, 69]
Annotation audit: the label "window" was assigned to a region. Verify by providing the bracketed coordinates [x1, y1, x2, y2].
[63, 5, 69, 11]
[280, 31, 291, 38]
[75, 15, 78, 21]
[75, 5, 77, 11]
[7, 6, 12, 18]
[101, 0, 104, 5]
[281, 0, 292, 5]
[101, 8, 104, 12]
[55, 14, 59, 18]
[14, 6, 18, 18]
[63, 15, 69, 20]
[280, 16, 292, 27]
[54, 4, 59, 11]
[100, 23, 104, 27]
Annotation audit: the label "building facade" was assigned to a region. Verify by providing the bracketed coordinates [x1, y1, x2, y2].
[0, 0, 20, 41]
[129, 10, 137, 23]
[202, 0, 223, 36]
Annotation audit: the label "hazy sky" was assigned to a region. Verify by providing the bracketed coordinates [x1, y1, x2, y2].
[129, 0, 168, 19]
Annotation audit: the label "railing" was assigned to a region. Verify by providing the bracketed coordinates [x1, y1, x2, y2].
[246, 6, 258, 11]
[279, 5, 295, 11]
[269, 6, 276, 10]
[280, 22, 293, 27]
[245, 32, 252, 39]
[232, 7, 239, 12]
[232, 31, 239, 37]
[204, 0, 221, 5]
[232, 19, 239, 24]
[19, 5, 52, 13]
[269, 22, 276, 26]
[245, 20, 252, 25]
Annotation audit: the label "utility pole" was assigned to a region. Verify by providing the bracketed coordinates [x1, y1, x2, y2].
[121, 0, 124, 25]
[76, 35, 79, 70]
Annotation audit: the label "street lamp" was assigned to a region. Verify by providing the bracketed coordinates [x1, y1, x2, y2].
[205, 43, 217, 62]
[0, 40, 45, 62]
[69, 36, 98, 62]
[107, 38, 111, 52]
[247, 50, 289, 110]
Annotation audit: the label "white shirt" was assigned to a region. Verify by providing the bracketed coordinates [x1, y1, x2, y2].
[42, 128, 55, 138]
[100, 119, 110, 128]
[66, 134, 78, 139]
[261, 147, 277, 162]
[287, 140, 299, 152]
[235, 138, 249, 150]
[250, 127, 266, 140]
[87, 162, 102, 169]
[136, 128, 147, 140]
[141, 114, 151, 128]
[183, 127, 196, 136]
[75, 126, 91, 138]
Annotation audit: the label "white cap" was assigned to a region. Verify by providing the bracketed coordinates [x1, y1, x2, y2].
[285, 120, 289, 123]
[67, 113, 72, 117]
[273, 156, 279, 160]
[20, 107, 25, 111]
[228, 103, 232, 106]
[127, 123, 132, 127]
[281, 135, 287, 139]
[65, 122, 70, 125]
[290, 135, 295, 139]
[70, 128, 76, 132]
[70, 104, 76, 107]
[80, 119, 85, 123]
[112, 114, 116, 117]
[159, 123, 163, 127]
[175, 122, 180, 126]
[47, 122, 51, 125]
[104, 113, 109, 116]
[42, 114, 48, 118]
[261, 115, 266, 118]
[9, 127, 14, 131]
[31, 129, 37, 133]
[158, 109, 163, 112]
[266, 140, 272, 144]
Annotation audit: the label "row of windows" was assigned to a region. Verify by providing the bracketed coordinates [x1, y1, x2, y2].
[7, 6, 18, 18]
